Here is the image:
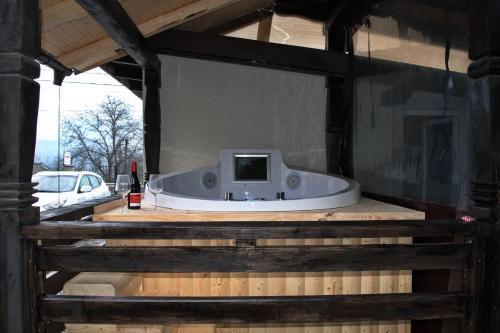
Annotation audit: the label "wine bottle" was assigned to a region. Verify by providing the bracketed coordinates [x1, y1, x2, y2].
[128, 160, 141, 209]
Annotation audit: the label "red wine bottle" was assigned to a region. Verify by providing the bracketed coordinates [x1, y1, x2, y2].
[128, 160, 141, 209]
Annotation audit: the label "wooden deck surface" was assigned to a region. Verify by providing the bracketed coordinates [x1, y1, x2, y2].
[93, 197, 425, 222]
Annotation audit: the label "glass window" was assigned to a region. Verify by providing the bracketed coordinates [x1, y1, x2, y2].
[79, 175, 91, 191]
[34, 175, 78, 193]
[89, 176, 101, 188]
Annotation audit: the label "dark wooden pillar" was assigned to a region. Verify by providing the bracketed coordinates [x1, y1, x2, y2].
[468, 0, 500, 331]
[325, 24, 352, 177]
[0, 0, 42, 332]
[143, 68, 161, 180]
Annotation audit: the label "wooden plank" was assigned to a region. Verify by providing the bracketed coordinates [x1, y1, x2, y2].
[37, 244, 470, 273]
[285, 238, 304, 333]
[149, 29, 348, 77]
[264, 239, 286, 333]
[396, 236, 412, 333]
[256, 10, 273, 42]
[304, 238, 322, 333]
[341, 237, 361, 333]
[63, 272, 145, 333]
[23, 219, 485, 240]
[40, 293, 468, 324]
[55, 0, 240, 71]
[360, 237, 379, 333]
[40, 195, 120, 221]
[91, 198, 425, 222]
[378, 237, 397, 333]
[176, 0, 274, 33]
[73, 0, 160, 70]
[323, 237, 343, 333]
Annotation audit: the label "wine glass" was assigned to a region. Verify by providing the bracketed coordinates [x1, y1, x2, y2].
[148, 174, 163, 210]
[115, 175, 131, 213]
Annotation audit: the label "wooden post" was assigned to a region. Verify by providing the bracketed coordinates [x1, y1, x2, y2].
[0, 0, 42, 332]
[468, 0, 500, 331]
[256, 9, 273, 42]
[325, 24, 352, 176]
[143, 68, 161, 180]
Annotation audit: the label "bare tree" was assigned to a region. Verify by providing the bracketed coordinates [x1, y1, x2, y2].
[63, 96, 143, 182]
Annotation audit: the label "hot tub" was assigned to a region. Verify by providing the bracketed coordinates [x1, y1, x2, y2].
[144, 149, 360, 211]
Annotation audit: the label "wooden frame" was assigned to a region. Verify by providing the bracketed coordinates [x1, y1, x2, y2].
[41, 293, 467, 324]
[2, 1, 500, 333]
[149, 29, 348, 77]
[37, 243, 469, 272]
[18, 218, 496, 332]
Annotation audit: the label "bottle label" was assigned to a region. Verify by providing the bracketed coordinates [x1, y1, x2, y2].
[129, 193, 141, 207]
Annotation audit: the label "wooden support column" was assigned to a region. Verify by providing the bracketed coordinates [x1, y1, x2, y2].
[256, 9, 273, 42]
[468, 0, 500, 331]
[143, 69, 161, 180]
[325, 25, 352, 176]
[0, 0, 42, 332]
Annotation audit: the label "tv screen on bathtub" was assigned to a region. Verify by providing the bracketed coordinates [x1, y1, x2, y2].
[233, 154, 270, 182]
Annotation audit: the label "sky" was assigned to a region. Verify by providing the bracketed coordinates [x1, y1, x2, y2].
[35, 65, 143, 162]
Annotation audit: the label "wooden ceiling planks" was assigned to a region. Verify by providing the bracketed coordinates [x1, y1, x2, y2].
[227, 14, 325, 50]
[40, 0, 241, 71]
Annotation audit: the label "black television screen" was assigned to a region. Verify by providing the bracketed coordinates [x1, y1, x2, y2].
[233, 154, 269, 182]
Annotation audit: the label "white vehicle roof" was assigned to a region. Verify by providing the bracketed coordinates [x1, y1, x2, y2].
[33, 171, 103, 178]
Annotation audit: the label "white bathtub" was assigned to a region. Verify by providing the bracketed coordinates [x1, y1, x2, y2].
[144, 166, 360, 212]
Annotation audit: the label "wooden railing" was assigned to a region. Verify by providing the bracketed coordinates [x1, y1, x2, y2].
[20, 218, 499, 332]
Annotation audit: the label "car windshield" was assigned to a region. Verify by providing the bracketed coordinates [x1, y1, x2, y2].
[33, 175, 78, 193]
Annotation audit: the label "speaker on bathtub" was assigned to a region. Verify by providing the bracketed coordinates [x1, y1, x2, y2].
[202, 171, 218, 189]
[286, 173, 301, 190]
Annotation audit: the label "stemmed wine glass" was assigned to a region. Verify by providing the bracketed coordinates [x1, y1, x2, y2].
[115, 174, 131, 213]
[148, 174, 163, 210]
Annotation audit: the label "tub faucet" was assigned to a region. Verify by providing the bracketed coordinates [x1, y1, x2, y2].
[224, 192, 233, 201]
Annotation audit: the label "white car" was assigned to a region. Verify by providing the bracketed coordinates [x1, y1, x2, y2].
[32, 171, 111, 211]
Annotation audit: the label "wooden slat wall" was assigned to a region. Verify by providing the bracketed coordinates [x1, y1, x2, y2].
[82, 199, 424, 332]
[99, 239, 411, 333]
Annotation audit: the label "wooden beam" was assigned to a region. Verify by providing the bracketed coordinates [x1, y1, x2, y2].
[325, 25, 348, 175]
[324, 0, 349, 29]
[143, 69, 161, 178]
[22, 220, 487, 240]
[56, 0, 241, 71]
[41, 293, 467, 323]
[73, 0, 160, 71]
[176, 0, 274, 33]
[101, 61, 142, 82]
[256, 9, 273, 42]
[149, 29, 348, 77]
[38, 52, 72, 85]
[37, 244, 469, 272]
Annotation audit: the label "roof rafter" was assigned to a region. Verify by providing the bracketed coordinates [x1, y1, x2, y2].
[53, 0, 240, 71]
[73, 0, 160, 71]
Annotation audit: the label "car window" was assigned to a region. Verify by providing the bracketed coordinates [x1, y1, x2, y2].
[79, 175, 92, 191]
[89, 176, 101, 189]
[34, 175, 78, 193]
